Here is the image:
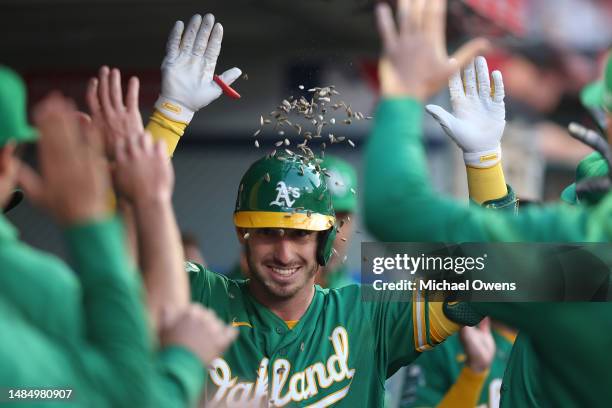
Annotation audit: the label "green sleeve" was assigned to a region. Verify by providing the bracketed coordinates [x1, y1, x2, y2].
[187, 262, 235, 310]
[154, 346, 207, 407]
[64, 217, 154, 407]
[356, 286, 419, 378]
[399, 345, 452, 408]
[363, 98, 597, 244]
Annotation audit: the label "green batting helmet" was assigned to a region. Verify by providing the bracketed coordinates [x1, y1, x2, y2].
[234, 153, 336, 266]
[321, 155, 357, 213]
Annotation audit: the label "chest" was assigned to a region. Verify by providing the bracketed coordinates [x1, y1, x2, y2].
[206, 322, 379, 407]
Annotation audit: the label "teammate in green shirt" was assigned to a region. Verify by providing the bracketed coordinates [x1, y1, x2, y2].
[0, 66, 237, 407]
[366, 0, 612, 406]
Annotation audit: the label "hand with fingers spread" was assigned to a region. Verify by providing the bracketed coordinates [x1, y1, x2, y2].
[375, 0, 488, 100]
[426, 56, 506, 168]
[17, 92, 109, 224]
[160, 304, 238, 366]
[112, 132, 173, 206]
[86, 67, 143, 158]
[156, 13, 242, 123]
[459, 318, 496, 373]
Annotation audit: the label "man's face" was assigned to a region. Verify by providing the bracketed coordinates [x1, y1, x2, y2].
[243, 228, 319, 300]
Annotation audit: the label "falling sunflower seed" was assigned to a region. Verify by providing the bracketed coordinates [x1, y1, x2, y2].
[343, 119, 352, 125]
[275, 140, 284, 147]
[299, 85, 304, 90]
[348, 139, 355, 148]
[341, 237, 347, 242]
[260, 115, 264, 126]
[350, 188, 356, 195]
[254, 140, 260, 148]
[285, 149, 294, 156]
[278, 130, 285, 136]
[242, 73, 249, 80]
[329, 118, 336, 124]
[264, 173, 271, 182]
[243, 232, 250, 239]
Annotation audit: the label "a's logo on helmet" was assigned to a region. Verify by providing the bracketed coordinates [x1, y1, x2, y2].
[270, 181, 301, 208]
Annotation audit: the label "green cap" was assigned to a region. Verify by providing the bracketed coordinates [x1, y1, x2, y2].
[321, 155, 357, 213]
[561, 152, 609, 205]
[234, 154, 335, 231]
[0, 66, 37, 147]
[581, 52, 612, 112]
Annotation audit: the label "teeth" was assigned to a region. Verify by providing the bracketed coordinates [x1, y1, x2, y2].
[271, 267, 299, 276]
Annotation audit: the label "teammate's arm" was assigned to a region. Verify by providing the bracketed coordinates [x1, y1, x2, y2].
[426, 56, 511, 205]
[367, 0, 600, 245]
[145, 13, 241, 157]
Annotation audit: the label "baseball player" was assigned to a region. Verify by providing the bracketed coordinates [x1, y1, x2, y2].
[138, 11, 489, 407]
[367, 0, 612, 406]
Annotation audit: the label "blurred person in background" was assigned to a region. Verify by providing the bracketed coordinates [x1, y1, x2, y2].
[182, 232, 207, 267]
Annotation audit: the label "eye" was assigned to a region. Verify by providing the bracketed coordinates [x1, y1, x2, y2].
[293, 230, 314, 238]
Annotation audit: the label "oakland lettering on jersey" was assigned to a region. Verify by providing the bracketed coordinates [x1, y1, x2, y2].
[208, 326, 355, 407]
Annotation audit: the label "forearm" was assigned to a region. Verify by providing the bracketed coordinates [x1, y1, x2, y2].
[134, 198, 189, 329]
[64, 216, 153, 406]
[466, 163, 508, 204]
[153, 346, 207, 408]
[436, 366, 488, 408]
[146, 110, 187, 157]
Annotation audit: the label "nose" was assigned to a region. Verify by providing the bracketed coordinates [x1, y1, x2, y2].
[273, 235, 294, 265]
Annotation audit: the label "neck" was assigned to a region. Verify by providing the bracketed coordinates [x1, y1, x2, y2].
[249, 281, 316, 321]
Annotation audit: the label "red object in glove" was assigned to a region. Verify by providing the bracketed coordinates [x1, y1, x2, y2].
[213, 75, 241, 99]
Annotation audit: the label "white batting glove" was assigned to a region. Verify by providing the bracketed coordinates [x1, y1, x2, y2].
[426, 56, 506, 168]
[155, 14, 242, 123]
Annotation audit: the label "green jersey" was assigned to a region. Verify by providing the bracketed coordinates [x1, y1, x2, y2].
[187, 262, 445, 407]
[0, 214, 205, 407]
[364, 98, 612, 407]
[400, 330, 514, 408]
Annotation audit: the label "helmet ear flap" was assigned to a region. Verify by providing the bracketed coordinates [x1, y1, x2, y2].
[317, 227, 337, 266]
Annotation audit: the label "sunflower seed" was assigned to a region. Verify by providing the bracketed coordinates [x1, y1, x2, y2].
[254, 140, 260, 148]
[264, 173, 271, 182]
[329, 118, 335, 124]
[278, 130, 285, 136]
[279, 228, 285, 236]
[306, 210, 312, 217]
[271, 149, 276, 157]
[260, 115, 264, 126]
[284, 138, 290, 146]
[321, 142, 326, 150]
[242, 73, 249, 80]
[318, 193, 324, 201]
[350, 188, 356, 195]
[243, 232, 250, 239]
[343, 119, 351, 125]
[365, 116, 373, 120]
[336, 136, 345, 142]
[341, 237, 347, 242]
[348, 139, 355, 148]
[253, 129, 261, 137]
[264, 119, 271, 124]
[275, 140, 284, 147]
[299, 85, 304, 90]
[285, 149, 294, 155]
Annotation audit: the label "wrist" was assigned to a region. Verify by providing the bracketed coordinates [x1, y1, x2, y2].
[132, 194, 172, 212]
[154, 95, 194, 124]
[463, 144, 502, 168]
[466, 358, 491, 374]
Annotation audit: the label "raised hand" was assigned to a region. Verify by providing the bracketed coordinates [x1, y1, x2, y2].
[160, 304, 238, 366]
[426, 56, 506, 168]
[155, 13, 242, 123]
[17, 92, 109, 224]
[375, 0, 488, 100]
[86, 66, 144, 158]
[459, 318, 496, 373]
[112, 131, 173, 206]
